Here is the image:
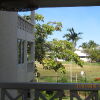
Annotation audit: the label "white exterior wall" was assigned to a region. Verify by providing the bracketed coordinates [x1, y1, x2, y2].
[17, 16, 35, 82]
[80, 58, 90, 62]
[0, 11, 18, 82]
[75, 49, 90, 62]
[0, 11, 35, 82]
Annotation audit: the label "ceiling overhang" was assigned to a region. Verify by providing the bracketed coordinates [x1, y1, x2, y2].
[0, 0, 100, 11]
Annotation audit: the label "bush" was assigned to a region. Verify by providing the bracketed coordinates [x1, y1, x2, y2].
[58, 76, 68, 83]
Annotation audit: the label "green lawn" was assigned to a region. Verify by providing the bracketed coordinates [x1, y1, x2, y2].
[37, 62, 100, 83]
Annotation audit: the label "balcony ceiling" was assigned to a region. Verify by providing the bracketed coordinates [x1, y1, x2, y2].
[0, 0, 100, 11]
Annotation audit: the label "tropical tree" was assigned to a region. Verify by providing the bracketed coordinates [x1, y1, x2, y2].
[43, 40, 83, 69]
[34, 19, 62, 63]
[80, 42, 88, 49]
[88, 40, 98, 48]
[80, 40, 100, 62]
[50, 40, 83, 66]
[63, 27, 83, 48]
[42, 39, 83, 81]
[80, 40, 98, 49]
[23, 14, 63, 74]
[23, 14, 84, 77]
[88, 49, 100, 62]
[23, 13, 62, 63]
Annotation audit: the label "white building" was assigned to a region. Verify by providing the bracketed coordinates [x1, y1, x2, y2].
[75, 48, 90, 62]
[0, 11, 35, 82]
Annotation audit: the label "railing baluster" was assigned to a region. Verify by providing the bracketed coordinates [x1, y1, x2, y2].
[70, 90, 74, 100]
[14, 90, 23, 100]
[94, 91, 98, 100]
[58, 90, 64, 100]
[70, 90, 82, 100]
[0, 83, 100, 100]
[85, 91, 98, 100]
[5, 90, 14, 100]
[34, 89, 40, 100]
[50, 90, 63, 100]
[1, 89, 5, 100]
[22, 89, 28, 100]
[39, 91, 47, 100]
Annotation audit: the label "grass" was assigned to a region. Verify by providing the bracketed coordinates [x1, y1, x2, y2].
[37, 62, 100, 83]
[64, 63, 100, 82]
[83, 62, 100, 66]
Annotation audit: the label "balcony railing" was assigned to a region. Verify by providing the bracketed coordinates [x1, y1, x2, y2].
[17, 16, 33, 34]
[0, 82, 100, 100]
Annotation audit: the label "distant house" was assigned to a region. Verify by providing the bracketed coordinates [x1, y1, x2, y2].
[96, 46, 100, 50]
[75, 48, 90, 62]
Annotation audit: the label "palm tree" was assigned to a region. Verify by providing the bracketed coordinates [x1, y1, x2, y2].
[63, 27, 83, 48]
[63, 28, 83, 82]
[80, 40, 98, 49]
[80, 42, 88, 49]
[88, 40, 98, 48]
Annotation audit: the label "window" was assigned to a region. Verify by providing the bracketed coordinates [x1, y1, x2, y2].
[79, 56, 87, 58]
[17, 39, 24, 64]
[22, 40, 24, 63]
[27, 42, 33, 62]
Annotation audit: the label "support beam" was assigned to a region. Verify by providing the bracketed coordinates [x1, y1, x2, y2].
[1, 0, 100, 11]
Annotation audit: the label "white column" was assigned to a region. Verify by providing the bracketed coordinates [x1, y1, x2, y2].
[31, 11, 35, 81]
[31, 11, 35, 24]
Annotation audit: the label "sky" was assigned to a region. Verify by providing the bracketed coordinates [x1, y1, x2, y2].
[19, 6, 100, 47]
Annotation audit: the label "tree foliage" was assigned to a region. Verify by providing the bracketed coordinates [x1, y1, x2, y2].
[42, 58, 66, 73]
[84, 48, 100, 62]
[80, 40, 98, 49]
[23, 13, 44, 22]
[88, 49, 100, 62]
[23, 14, 83, 74]
[34, 14, 62, 63]
[80, 40, 100, 62]
[43, 40, 83, 74]
[45, 40, 83, 67]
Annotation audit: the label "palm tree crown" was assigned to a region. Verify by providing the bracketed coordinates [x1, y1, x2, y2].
[80, 40, 98, 49]
[63, 27, 83, 48]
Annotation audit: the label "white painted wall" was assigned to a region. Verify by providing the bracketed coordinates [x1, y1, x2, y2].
[0, 11, 18, 82]
[17, 15, 35, 82]
[75, 49, 90, 62]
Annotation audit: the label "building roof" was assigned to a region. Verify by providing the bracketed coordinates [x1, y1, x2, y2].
[1, 0, 100, 11]
[75, 50, 88, 56]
